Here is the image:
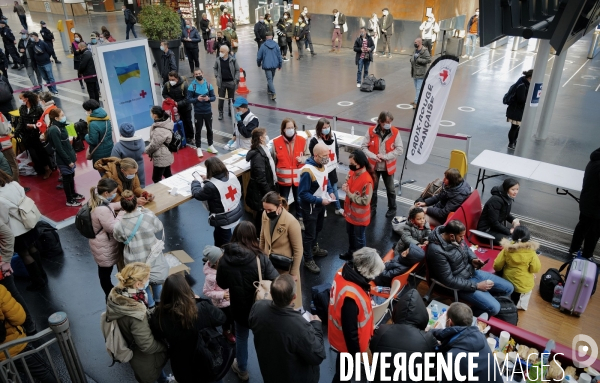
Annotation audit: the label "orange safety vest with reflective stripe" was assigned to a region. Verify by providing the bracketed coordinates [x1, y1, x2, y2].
[273, 135, 306, 187]
[328, 271, 374, 353]
[366, 125, 399, 175]
[344, 170, 372, 226]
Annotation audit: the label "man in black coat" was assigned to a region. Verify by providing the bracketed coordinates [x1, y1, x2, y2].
[570, 147, 600, 259]
[181, 19, 201, 73]
[39, 21, 60, 64]
[159, 40, 177, 84]
[254, 16, 267, 50]
[0, 20, 22, 69]
[249, 274, 326, 383]
[17, 29, 42, 91]
[77, 42, 98, 102]
[162, 72, 193, 143]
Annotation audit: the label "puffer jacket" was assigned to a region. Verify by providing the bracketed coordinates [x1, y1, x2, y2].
[494, 239, 541, 293]
[111, 137, 146, 188]
[506, 76, 530, 122]
[245, 146, 277, 212]
[94, 157, 144, 202]
[424, 180, 471, 223]
[410, 48, 432, 79]
[426, 225, 478, 292]
[161, 76, 191, 112]
[0, 182, 39, 237]
[216, 242, 278, 327]
[397, 220, 431, 252]
[0, 284, 27, 361]
[46, 121, 76, 167]
[202, 262, 230, 308]
[89, 200, 121, 267]
[85, 108, 114, 164]
[105, 289, 167, 383]
[145, 118, 174, 168]
[477, 185, 515, 236]
[113, 207, 162, 265]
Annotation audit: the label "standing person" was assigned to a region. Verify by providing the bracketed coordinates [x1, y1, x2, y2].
[299, 143, 336, 274]
[159, 41, 177, 83]
[111, 123, 146, 188]
[415, 168, 471, 226]
[13, 1, 27, 31]
[39, 21, 60, 63]
[379, 8, 394, 58]
[301, 7, 316, 55]
[245, 128, 277, 231]
[16, 92, 52, 179]
[293, 15, 307, 60]
[145, 106, 174, 183]
[464, 8, 480, 59]
[249, 275, 326, 383]
[220, 9, 232, 31]
[122, 5, 137, 39]
[162, 71, 193, 148]
[216, 221, 279, 382]
[353, 27, 375, 87]
[0, 20, 22, 69]
[569, 146, 600, 259]
[263, 13, 274, 35]
[254, 15, 267, 50]
[419, 14, 439, 54]
[72, 33, 85, 89]
[329, 9, 346, 53]
[30, 32, 58, 95]
[368, 13, 380, 55]
[83, 99, 113, 168]
[213, 45, 239, 120]
[505, 69, 532, 150]
[222, 23, 238, 57]
[18, 29, 42, 91]
[361, 111, 403, 218]
[191, 157, 243, 246]
[276, 13, 291, 61]
[256, 32, 282, 101]
[259, 191, 303, 307]
[213, 30, 230, 54]
[477, 178, 521, 245]
[340, 150, 374, 260]
[87, 178, 121, 300]
[181, 20, 200, 73]
[187, 68, 217, 157]
[232, 97, 259, 149]
[409, 37, 431, 108]
[199, 13, 210, 51]
[202, 246, 235, 343]
[77, 42, 98, 101]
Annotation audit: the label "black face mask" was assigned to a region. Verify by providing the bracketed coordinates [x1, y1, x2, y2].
[266, 211, 279, 220]
[349, 164, 360, 171]
[414, 43, 419, 49]
[196, 75, 203, 81]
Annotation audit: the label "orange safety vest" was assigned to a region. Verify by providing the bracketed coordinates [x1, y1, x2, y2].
[366, 125, 399, 175]
[344, 170, 372, 226]
[273, 135, 306, 187]
[328, 271, 374, 353]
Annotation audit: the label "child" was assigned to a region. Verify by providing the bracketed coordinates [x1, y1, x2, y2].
[202, 245, 235, 343]
[493, 226, 541, 310]
[374, 207, 431, 286]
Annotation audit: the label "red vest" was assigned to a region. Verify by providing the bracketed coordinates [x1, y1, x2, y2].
[344, 170, 372, 226]
[366, 125, 399, 175]
[273, 135, 306, 187]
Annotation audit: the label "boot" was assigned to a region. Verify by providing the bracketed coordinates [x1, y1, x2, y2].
[24, 263, 47, 291]
[218, 112, 223, 120]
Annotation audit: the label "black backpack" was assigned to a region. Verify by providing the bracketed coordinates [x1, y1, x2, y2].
[0, 77, 12, 104]
[539, 267, 565, 302]
[311, 283, 331, 322]
[35, 221, 64, 258]
[192, 325, 234, 382]
[72, 137, 85, 152]
[374, 78, 386, 91]
[75, 203, 98, 239]
[165, 130, 182, 152]
[494, 296, 518, 325]
[360, 74, 376, 92]
[503, 82, 520, 105]
[74, 119, 89, 138]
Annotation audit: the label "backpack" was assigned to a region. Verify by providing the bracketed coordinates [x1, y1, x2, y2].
[74, 119, 89, 138]
[0, 77, 12, 104]
[539, 267, 564, 302]
[75, 202, 99, 239]
[494, 296, 518, 325]
[0, 194, 41, 230]
[165, 129, 182, 152]
[100, 312, 133, 365]
[72, 137, 85, 152]
[418, 178, 443, 202]
[192, 327, 235, 381]
[311, 282, 332, 322]
[35, 220, 64, 258]
[129, 12, 137, 24]
[503, 82, 520, 105]
[360, 74, 376, 92]
[374, 78, 386, 91]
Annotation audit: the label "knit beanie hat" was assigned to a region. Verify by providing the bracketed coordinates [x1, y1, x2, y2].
[203, 245, 223, 266]
[119, 122, 135, 137]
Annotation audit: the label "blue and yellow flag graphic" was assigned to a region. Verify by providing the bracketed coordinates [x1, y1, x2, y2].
[115, 63, 141, 84]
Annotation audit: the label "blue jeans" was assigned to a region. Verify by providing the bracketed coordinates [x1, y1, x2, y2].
[357, 58, 371, 83]
[214, 226, 232, 247]
[126, 23, 137, 39]
[458, 270, 514, 316]
[235, 321, 250, 372]
[264, 69, 276, 94]
[38, 63, 57, 93]
[19, 15, 27, 31]
[465, 33, 478, 56]
[145, 283, 163, 307]
[331, 182, 341, 210]
[413, 78, 424, 104]
[346, 221, 367, 256]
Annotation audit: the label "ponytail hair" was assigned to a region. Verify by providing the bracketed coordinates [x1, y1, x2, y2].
[89, 178, 118, 210]
[116, 262, 150, 289]
[511, 226, 530, 243]
[150, 105, 169, 121]
[262, 191, 289, 211]
[120, 190, 138, 212]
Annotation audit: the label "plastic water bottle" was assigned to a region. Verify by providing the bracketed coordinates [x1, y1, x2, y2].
[542, 339, 556, 366]
[551, 283, 563, 308]
[431, 304, 439, 320]
[351, 126, 354, 136]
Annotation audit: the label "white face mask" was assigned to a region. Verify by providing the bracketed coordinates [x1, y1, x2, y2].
[383, 123, 391, 130]
[219, 52, 225, 58]
[284, 128, 295, 138]
[284, 15, 288, 19]
[475, 12, 479, 16]
[169, 80, 177, 86]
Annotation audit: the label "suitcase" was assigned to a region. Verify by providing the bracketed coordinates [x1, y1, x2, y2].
[207, 38, 215, 54]
[560, 258, 597, 316]
[445, 36, 464, 57]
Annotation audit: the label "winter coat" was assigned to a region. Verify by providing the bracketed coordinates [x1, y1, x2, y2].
[580, 147, 600, 219]
[426, 225, 478, 292]
[145, 118, 174, 168]
[105, 289, 167, 383]
[477, 185, 516, 236]
[308, 135, 339, 184]
[151, 299, 226, 383]
[161, 75, 191, 112]
[254, 21, 267, 42]
[379, 13, 394, 35]
[494, 239, 541, 293]
[506, 76, 530, 122]
[213, 55, 240, 88]
[245, 146, 276, 212]
[78, 49, 97, 82]
[216, 242, 278, 327]
[202, 262, 230, 308]
[85, 108, 114, 164]
[199, 18, 210, 38]
[123, 9, 135, 25]
[0, 27, 16, 47]
[113, 207, 163, 265]
[410, 47, 432, 79]
[0, 284, 27, 361]
[397, 220, 431, 252]
[369, 289, 437, 382]
[73, 41, 84, 69]
[353, 35, 375, 65]
[213, 36, 231, 55]
[424, 180, 471, 223]
[257, 39, 282, 70]
[111, 137, 146, 188]
[16, 104, 43, 146]
[89, 201, 121, 267]
[181, 26, 201, 50]
[431, 326, 503, 383]
[190, 172, 243, 224]
[249, 300, 326, 383]
[0, 182, 39, 237]
[46, 121, 76, 167]
[31, 40, 53, 66]
[298, 157, 335, 208]
[159, 50, 177, 82]
[223, 29, 238, 53]
[186, 79, 215, 115]
[95, 157, 144, 202]
[17, 38, 37, 69]
[293, 22, 307, 41]
[0, 152, 11, 176]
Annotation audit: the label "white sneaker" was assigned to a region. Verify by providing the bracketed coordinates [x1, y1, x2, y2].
[356, 83, 361, 87]
[469, 56, 473, 60]
[324, 209, 327, 217]
[207, 145, 219, 154]
[462, 54, 468, 58]
[335, 209, 344, 215]
[197, 148, 203, 157]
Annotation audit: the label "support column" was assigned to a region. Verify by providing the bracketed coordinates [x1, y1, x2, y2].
[512, 37, 521, 51]
[515, 40, 551, 157]
[535, 47, 568, 140]
[588, 30, 600, 59]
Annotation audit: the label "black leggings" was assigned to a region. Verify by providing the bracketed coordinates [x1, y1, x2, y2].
[220, 306, 234, 333]
[61, 172, 76, 202]
[152, 166, 172, 184]
[98, 265, 114, 301]
[508, 124, 520, 145]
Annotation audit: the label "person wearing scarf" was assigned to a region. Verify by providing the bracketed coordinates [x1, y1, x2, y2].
[246, 127, 277, 233]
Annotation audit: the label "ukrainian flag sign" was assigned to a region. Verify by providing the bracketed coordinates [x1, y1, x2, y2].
[115, 63, 141, 84]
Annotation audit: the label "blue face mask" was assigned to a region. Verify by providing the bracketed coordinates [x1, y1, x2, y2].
[322, 128, 331, 135]
[59, 116, 67, 123]
[159, 45, 165, 51]
[125, 174, 135, 180]
[106, 192, 117, 202]
[186, 25, 191, 29]
[91, 38, 97, 44]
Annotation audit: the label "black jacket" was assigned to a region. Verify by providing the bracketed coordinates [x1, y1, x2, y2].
[151, 300, 226, 383]
[426, 225, 478, 292]
[370, 289, 437, 382]
[31, 40, 53, 66]
[160, 49, 177, 82]
[506, 76, 530, 122]
[424, 180, 471, 223]
[245, 146, 277, 212]
[353, 35, 375, 65]
[308, 135, 339, 184]
[15, 104, 43, 144]
[254, 21, 267, 42]
[161, 75, 191, 111]
[477, 185, 515, 235]
[18, 39, 37, 69]
[249, 300, 326, 383]
[432, 326, 503, 383]
[0, 27, 16, 46]
[216, 243, 278, 327]
[39, 27, 54, 43]
[338, 262, 372, 354]
[580, 148, 600, 219]
[214, 36, 231, 54]
[199, 18, 210, 37]
[123, 9, 135, 25]
[190, 172, 243, 227]
[181, 27, 201, 50]
[78, 49, 97, 82]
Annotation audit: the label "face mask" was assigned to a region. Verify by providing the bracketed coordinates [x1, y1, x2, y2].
[74, 37, 80, 42]
[226, 27, 231, 30]
[383, 123, 391, 130]
[169, 80, 177, 86]
[349, 164, 360, 171]
[59, 116, 67, 123]
[159, 45, 165, 51]
[322, 128, 330, 135]
[259, 19, 264, 23]
[414, 43, 419, 48]
[219, 52, 225, 58]
[266, 210, 279, 220]
[30, 37, 35, 42]
[284, 128, 295, 138]
[186, 25, 191, 29]
[284, 15, 288, 19]
[320, 156, 330, 165]
[475, 12, 479, 16]
[265, 135, 270, 143]
[91, 38, 97, 44]
[196, 75, 203, 81]
[20, 99, 25, 105]
[21, 34, 27, 39]
[125, 174, 135, 180]
[106, 192, 117, 202]
[143, 279, 149, 290]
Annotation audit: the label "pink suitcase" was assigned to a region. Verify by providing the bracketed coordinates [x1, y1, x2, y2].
[560, 258, 597, 316]
[207, 39, 215, 54]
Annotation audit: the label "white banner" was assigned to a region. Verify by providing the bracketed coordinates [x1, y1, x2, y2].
[407, 56, 459, 165]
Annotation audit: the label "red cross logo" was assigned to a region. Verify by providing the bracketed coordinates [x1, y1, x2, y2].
[439, 67, 451, 85]
[225, 185, 238, 201]
[329, 149, 335, 161]
[323, 178, 328, 191]
[140, 90, 147, 98]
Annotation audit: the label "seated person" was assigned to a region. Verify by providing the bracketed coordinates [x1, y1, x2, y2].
[477, 178, 521, 245]
[426, 220, 514, 316]
[111, 123, 147, 188]
[369, 289, 437, 383]
[431, 302, 503, 383]
[94, 157, 153, 205]
[493, 226, 541, 310]
[415, 168, 471, 226]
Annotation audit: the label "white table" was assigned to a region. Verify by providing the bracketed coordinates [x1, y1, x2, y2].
[471, 150, 584, 202]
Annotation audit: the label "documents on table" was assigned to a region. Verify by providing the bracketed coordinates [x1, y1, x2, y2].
[160, 165, 207, 197]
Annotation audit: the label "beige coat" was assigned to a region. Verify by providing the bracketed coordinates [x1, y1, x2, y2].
[259, 209, 303, 308]
[145, 119, 174, 168]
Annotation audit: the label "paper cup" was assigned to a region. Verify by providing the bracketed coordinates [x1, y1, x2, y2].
[495, 352, 506, 367]
[579, 373, 591, 383]
[499, 331, 510, 352]
[487, 338, 496, 352]
[508, 351, 517, 362]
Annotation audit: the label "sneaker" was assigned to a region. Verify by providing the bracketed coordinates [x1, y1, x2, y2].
[11, 65, 18, 70]
[224, 330, 236, 343]
[165, 373, 176, 382]
[324, 209, 327, 217]
[81, 84, 86, 89]
[311, 52, 317, 56]
[469, 56, 473, 60]
[312, 243, 328, 257]
[207, 145, 219, 154]
[66, 200, 82, 207]
[218, 112, 223, 120]
[508, 144, 515, 150]
[56, 183, 63, 189]
[52, 91, 58, 95]
[231, 359, 249, 381]
[462, 54, 468, 58]
[388, 54, 392, 58]
[298, 218, 305, 231]
[197, 148, 204, 157]
[304, 260, 321, 274]
[357, 83, 361, 87]
[335, 209, 344, 215]
[226, 140, 235, 151]
[306, 47, 311, 52]
[73, 193, 85, 201]
[329, 49, 336, 53]
[271, 93, 276, 100]
[385, 209, 396, 218]
[283, 56, 289, 61]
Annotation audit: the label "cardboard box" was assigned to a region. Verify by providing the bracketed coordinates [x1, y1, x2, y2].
[165, 250, 194, 276]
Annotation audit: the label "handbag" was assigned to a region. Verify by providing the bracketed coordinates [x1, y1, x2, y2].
[86, 121, 108, 161]
[147, 229, 168, 284]
[269, 253, 292, 271]
[231, 39, 238, 48]
[253, 256, 272, 301]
